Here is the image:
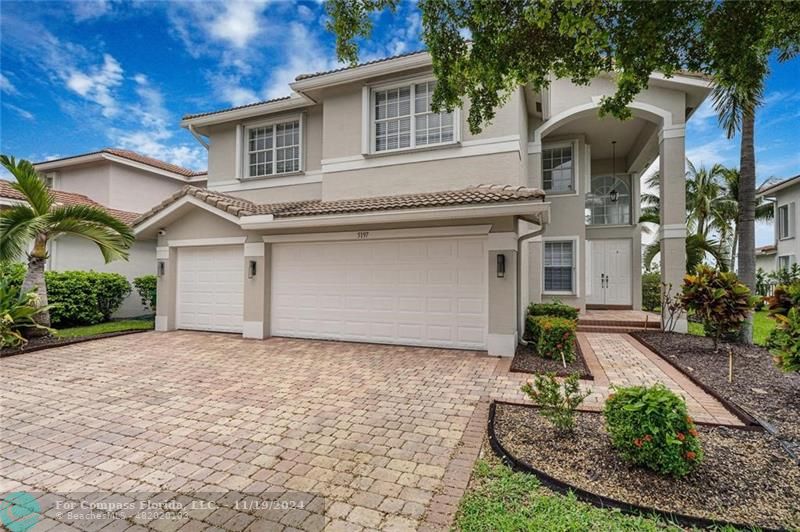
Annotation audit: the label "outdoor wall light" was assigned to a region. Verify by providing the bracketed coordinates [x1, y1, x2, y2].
[610, 189, 619, 203]
[497, 254, 506, 278]
[157, 260, 165, 277]
[248, 260, 257, 279]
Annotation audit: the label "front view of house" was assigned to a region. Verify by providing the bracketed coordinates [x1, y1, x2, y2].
[133, 51, 711, 355]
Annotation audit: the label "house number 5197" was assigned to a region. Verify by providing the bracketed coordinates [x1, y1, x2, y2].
[357, 231, 369, 239]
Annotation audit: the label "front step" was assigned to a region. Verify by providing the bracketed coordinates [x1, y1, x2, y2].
[577, 325, 656, 333]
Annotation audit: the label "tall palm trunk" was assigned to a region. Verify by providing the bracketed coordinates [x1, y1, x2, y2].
[22, 234, 51, 333]
[737, 108, 756, 344]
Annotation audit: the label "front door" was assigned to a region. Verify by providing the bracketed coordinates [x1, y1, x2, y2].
[587, 239, 632, 307]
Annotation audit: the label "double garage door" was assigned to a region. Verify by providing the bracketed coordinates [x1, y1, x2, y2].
[176, 236, 488, 349]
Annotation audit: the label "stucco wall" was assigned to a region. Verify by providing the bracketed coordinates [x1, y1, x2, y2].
[775, 184, 800, 264]
[108, 163, 187, 213]
[49, 236, 157, 318]
[53, 163, 111, 206]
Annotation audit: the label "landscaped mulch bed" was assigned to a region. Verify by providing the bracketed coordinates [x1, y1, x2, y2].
[633, 331, 800, 457]
[493, 402, 800, 530]
[0, 329, 150, 357]
[510, 341, 593, 379]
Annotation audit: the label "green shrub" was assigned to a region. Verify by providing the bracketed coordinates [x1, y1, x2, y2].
[0, 276, 51, 348]
[604, 384, 702, 477]
[679, 265, 756, 349]
[0, 261, 26, 293]
[45, 271, 130, 327]
[527, 302, 579, 320]
[133, 275, 157, 312]
[521, 373, 589, 431]
[527, 315, 577, 363]
[768, 307, 800, 373]
[641, 271, 661, 311]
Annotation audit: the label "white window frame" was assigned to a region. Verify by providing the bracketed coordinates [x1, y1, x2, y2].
[541, 236, 580, 296]
[240, 114, 304, 180]
[778, 254, 795, 270]
[365, 76, 460, 155]
[541, 141, 578, 196]
[778, 202, 795, 240]
[586, 174, 633, 226]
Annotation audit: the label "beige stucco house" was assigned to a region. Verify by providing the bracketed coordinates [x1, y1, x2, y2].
[133, 51, 712, 355]
[758, 174, 799, 272]
[1, 149, 207, 317]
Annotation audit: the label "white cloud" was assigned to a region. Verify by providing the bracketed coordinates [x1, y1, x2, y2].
[208, 1, 268, 48]
[72, 0, 112, 22]
[262, 23, 341, 100]
[686, 137, 738, 169]
[3, 103, 34, 121]
[0, 73, 19, 96]
[65, 54, 124, 117]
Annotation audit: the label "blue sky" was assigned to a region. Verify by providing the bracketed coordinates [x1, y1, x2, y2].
[1, 1, 798, 245]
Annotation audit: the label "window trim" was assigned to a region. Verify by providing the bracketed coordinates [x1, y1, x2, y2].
[541, 140, 579, 196]
[364, 76, 461, 156]
[585, 174, 633, 226]
[239, 113, 305, 180]
[777, 254, 795, 270]
[541, 236, 580, 296]
[778, 202, 795, 240]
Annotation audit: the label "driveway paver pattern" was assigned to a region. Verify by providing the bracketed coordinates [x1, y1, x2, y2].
[0, 330, 741, 531]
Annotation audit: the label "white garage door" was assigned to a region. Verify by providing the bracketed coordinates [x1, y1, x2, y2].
[271, 237, 487, 349]
[176, 245, 244, 333]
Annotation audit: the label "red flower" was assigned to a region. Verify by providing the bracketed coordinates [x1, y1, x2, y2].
[556, 343, 563, 350]
[633, 438, 643, 448]
[563, 332, 570, 339]
[643, 434, 652, 442]
[676, 432, 685, 441]
[686, 416, 694, 424]
[688, 428, 699, 438]
[685, 451, 696, 460]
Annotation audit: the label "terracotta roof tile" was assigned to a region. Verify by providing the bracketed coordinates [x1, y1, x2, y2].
[0, 179, 141, 226]
[295, 50, 427, 81]
[182, 96, 293, 120]
[133, 184, 546, 227]
[34, 148, 206, 178]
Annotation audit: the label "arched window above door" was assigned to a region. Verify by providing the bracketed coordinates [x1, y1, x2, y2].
[586, 175, 631, 225]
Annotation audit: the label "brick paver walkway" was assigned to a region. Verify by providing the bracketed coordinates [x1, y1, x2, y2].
[0, 330, 740, 532]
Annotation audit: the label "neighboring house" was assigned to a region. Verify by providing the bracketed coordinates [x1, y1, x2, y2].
[0, 149, 207, 317]
[758, 174, 799, 272]
[755, 244, 777, 274]
[133, 50, 711, 355]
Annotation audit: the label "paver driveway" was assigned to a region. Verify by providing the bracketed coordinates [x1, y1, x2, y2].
[1, 332, 500, 532]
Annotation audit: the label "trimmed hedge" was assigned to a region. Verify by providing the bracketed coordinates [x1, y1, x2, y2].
[46, 271, 131, 327]
[642, 271, 661, 311]
[133, 275, 157, 312]
[527, 302, 579, 321]
[527, 315, 577, 363]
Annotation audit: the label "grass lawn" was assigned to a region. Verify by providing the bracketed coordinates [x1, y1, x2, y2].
[456, 460, 742, 532]
[687, 310, 774, 346]
[55, 319, 154, 339]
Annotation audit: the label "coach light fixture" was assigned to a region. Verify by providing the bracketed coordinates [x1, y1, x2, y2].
[157, 260, 165, 277]
[248, 260, 257, 279]
[497, 253, 506, 278]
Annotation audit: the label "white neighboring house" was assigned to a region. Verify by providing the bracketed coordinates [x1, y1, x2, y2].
[755, 245, 777, 274]
[0, 148, 207, 317]
[758, 174, 799, 273]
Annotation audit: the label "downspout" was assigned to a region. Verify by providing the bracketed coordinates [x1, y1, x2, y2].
[517, 219, 545, 346]
[188, 124, 209, 150]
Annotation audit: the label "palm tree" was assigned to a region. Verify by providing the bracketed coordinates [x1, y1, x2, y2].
[640, 164, 732, 272]
[0, 155, 134, 330]
[712, 167, 774, 270]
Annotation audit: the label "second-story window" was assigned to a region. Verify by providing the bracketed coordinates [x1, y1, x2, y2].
[247, 119, 300, 178]
[542, 144, 575, 194]
[373, 81, 455, 153]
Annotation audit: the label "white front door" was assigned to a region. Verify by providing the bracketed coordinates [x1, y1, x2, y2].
[270, 236, 487, 350]
[587, 239, 632, 306]
[176, 245, 244, 333]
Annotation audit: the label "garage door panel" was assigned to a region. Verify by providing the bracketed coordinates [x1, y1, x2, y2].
[271, 236, 487, 349]
[177, 246, 244, 333]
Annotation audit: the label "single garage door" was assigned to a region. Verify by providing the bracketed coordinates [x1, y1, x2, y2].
[271, 236, 487, 349]
[176, 245, 244, 333]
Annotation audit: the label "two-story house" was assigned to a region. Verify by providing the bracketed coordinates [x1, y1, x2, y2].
[133, 51, 711, 355]
[758, 174, 799, 272]
[1, 148, 207, 317]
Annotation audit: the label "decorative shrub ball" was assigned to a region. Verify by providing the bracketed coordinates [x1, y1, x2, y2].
[603, 384, 703, 477]
[526, 315, 576, 363]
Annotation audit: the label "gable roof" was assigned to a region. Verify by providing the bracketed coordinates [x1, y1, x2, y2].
[294, 50, 427, 81]
[33, 148, 207, 180]
[758, 174, 800, 196]
[183, 96, 293, 121]
[0, 179, 141, 225]
[134, 184, 546, 228]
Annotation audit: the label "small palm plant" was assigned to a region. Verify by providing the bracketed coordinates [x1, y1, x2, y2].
[0, 155, 134, 331]
[0, 276, 51, 348]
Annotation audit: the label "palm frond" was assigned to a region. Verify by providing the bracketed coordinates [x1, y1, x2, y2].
[0, 205, 41, 261]
[0, 155, 53, 216]
[46, 205, 134, 263]
[643, 241, 661, 271]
